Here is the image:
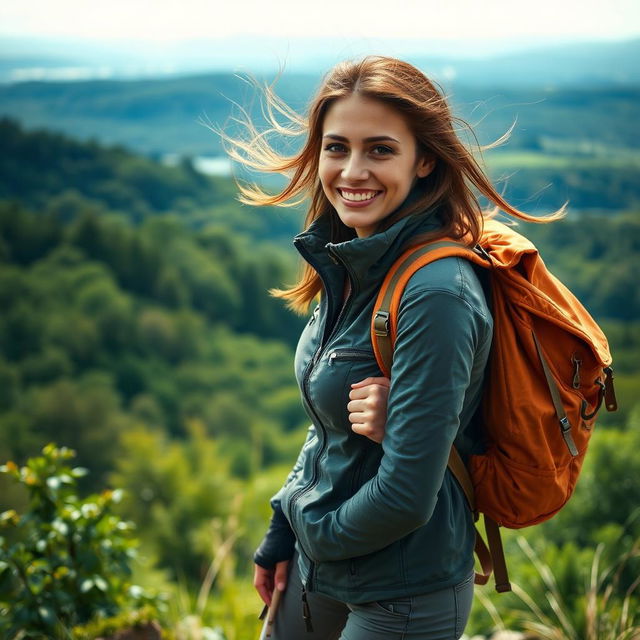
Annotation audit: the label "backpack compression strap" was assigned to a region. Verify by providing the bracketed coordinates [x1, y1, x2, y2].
[371, 239, 512, 593]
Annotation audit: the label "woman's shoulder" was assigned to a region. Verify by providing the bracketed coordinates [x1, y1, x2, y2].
[402, 256, 491, 321]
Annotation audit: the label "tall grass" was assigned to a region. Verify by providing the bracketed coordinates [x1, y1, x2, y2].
[475, 536, 640, 640]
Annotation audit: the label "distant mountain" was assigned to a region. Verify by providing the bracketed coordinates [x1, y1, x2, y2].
[0, 71, 319, 156]
[431, 38, 640, 87]
[0, 35, 639, 87]
[0, 71, 638, 161]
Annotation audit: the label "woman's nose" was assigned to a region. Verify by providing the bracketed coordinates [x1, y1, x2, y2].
[341, 154, 369, 181]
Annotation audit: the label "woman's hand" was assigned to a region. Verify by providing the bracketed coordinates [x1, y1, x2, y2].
[254, 560, 289, 606]
[348, 376, 391, 443]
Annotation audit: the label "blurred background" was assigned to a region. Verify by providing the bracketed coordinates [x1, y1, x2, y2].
[1, 1, 639, 638]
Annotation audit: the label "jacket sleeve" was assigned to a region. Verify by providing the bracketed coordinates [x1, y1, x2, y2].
[295, 287, 491, 563]
[253, 424, 316, 569]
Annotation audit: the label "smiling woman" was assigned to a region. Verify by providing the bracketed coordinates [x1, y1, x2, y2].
[219, 56, 565, 313]
[319, 94, 435, 238]
[217, 56, 566, 640]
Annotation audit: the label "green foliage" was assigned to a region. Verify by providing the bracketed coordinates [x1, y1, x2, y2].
[110, 422, 237, 581]
[472, 535, 640, 640]
[0, 444, 163, 639]
[0, 198, 305, 489]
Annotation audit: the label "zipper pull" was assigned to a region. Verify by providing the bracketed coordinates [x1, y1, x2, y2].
[328, 352, 337, 364]
[301, 586, 314, 632]
[571, 354, 582, 389]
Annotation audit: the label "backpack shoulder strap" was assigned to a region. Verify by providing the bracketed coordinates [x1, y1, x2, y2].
[371, 238, 512, 592]
[371, 239, 488, 376]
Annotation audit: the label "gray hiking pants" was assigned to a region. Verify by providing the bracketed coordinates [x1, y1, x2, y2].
[259, 552, 474, 640]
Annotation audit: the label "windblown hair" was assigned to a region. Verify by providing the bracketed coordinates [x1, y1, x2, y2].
[217, 56, 566, 314]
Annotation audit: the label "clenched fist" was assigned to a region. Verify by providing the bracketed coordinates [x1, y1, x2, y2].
[347, 376, 390, 443]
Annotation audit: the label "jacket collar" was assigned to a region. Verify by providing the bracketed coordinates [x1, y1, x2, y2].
[293, 197, 442, 292]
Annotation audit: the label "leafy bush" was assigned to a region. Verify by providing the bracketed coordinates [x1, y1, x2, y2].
[0, 444, 163, 639]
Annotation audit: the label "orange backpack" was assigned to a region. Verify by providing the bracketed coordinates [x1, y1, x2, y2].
[371, 218, 617, 592]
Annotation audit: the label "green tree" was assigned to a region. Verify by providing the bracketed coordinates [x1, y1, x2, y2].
[110, 422, 236, 582]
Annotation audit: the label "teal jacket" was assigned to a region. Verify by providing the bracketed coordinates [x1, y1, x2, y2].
[255, 202, 493, 603]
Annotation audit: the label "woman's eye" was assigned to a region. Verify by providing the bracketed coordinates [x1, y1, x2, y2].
[371, 145, 394, 155]
[324, 143, 346, 153]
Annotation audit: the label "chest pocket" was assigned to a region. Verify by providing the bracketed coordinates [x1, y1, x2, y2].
[307, 348, 382, 434]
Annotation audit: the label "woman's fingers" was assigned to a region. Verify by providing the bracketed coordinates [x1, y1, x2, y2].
[351, 422, 383, 443]
[350, 376, 391, 390]
[347, 377, 390, 444]
[274, 560, 289, 592]
[254, 564, 274, 606]
[348, 385, 389, 404]
[347, 409, 366, 422]
[348, 387, 389, 409]
[254, 560, 289, 606]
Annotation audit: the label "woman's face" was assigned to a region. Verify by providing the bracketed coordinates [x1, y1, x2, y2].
[318, 93, 435, 238]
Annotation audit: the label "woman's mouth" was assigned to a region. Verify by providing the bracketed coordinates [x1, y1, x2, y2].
[337, 188, 383, 208]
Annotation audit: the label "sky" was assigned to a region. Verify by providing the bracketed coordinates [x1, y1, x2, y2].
[1, 0, 639, 44]
[1, 0, 638, 80]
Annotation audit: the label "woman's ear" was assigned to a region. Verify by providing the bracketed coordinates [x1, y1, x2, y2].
[416, 155, 436, 179]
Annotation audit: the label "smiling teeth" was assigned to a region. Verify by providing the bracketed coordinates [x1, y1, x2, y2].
[340, 190, 378, 201]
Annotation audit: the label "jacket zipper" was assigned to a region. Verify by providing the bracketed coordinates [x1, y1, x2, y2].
[308, 305, 320, 325]
[287, 242, 357, 591]
[328, 348, 372, 364]
[348, 453, 369, 578]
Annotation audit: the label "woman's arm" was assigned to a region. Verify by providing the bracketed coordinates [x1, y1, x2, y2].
[295, 282, 492, 563]
[254, 424, 316, 568]
[253, 425, 316, 603]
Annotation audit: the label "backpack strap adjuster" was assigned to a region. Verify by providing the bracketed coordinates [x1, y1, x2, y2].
[373, 311, 390, 337]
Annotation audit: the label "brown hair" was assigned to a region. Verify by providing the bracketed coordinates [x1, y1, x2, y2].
[217, 55, 566, 313]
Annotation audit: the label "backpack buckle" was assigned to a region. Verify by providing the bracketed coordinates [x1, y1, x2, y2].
[373, 311, 390, 337]
[559, 417, 579, 456]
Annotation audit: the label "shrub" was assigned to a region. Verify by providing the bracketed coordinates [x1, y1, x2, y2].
[0, 444, 163, 639]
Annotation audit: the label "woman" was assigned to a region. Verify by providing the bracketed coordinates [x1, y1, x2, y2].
[222, 56, 564, 639]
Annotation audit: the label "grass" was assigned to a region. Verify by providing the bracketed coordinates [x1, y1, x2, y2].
[474, 536, 640, 640]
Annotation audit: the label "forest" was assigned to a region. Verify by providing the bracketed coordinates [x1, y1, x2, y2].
[0, 114, 639, 638]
